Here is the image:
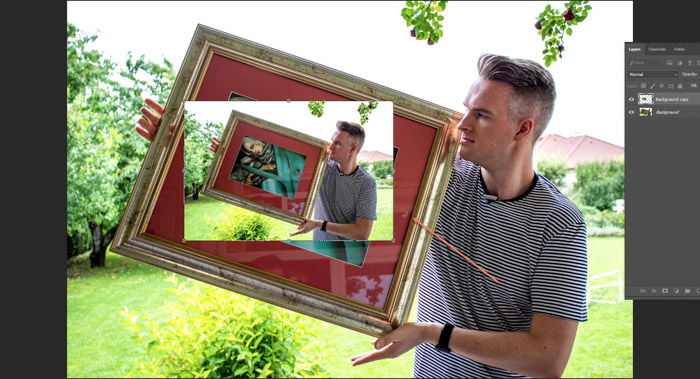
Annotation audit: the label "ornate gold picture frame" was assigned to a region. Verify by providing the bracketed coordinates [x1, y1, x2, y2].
[112, 24, 460, 336]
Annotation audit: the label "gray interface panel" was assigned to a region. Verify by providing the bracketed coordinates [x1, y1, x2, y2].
[625, 43, 700, 300]
[626, 43, 700, 119]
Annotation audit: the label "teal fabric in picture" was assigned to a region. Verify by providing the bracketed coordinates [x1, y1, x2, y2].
[283, 240, 370, 267]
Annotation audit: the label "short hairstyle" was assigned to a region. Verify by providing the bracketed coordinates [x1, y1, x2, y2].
[477, 54, 556, 144]
[335, 120, 365, 150]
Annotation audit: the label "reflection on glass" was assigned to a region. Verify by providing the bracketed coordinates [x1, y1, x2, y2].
[229, 136, 307, 199]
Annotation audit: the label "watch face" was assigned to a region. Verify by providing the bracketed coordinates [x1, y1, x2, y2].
[435, 345, 451, 353]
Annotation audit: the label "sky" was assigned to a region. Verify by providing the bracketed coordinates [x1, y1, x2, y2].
[185, 101, 394, 155]
[67, 1, 633, 147]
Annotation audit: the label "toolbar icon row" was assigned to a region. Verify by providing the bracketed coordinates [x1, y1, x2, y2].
[632, 82, 698, 89]
[638, 287, 700, 295]
[665, 59, 700, 66]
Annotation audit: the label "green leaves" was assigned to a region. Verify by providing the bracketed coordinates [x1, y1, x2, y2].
[574, 159, 624, 211]
[309, 100, 378, 125]
[535, 1, 592, 66]
[401, 1, 447, 45]
[357, 100, 378, 125]
[536, 158, 567, 187]
[66, 23, 176, 262]
[307, 101, 325, 117]
[121, 277, 328, 378]
[184, 113, 223, 199]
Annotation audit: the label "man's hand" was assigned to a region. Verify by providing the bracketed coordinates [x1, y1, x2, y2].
[135, 98, 163, 142]
[289, 219, 322, 236]
[135, 98, 219, 152]
[350, 322, 432, 366]
[209, 137, 220, 152]
[351, 313, 578, 376]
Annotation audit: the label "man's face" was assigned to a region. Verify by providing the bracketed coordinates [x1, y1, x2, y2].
[456, 78, 523, 167]
[328, 130, 356, 163]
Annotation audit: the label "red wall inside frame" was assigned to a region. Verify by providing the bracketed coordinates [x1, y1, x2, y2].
[145, 53, 436, 308]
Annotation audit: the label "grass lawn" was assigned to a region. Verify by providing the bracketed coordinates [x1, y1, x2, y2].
[564, 237, 632, 378]
[67, 237, 630, 378]
[67, 252, 181, 377]
[184, 188, 394, 241]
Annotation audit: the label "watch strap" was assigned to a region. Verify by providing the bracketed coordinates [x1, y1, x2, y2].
[321, 220, 328, 231]
[435, 323, 454, 353]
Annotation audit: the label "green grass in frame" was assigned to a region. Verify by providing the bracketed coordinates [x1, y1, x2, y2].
[184, 188, 394, 241]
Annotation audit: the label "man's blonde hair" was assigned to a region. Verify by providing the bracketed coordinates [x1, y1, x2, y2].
[477, 54, 556, 144]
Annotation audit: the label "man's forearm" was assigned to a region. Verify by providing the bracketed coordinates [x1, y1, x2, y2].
[321, 220, 370, 240]
[419, 321, 575, 378]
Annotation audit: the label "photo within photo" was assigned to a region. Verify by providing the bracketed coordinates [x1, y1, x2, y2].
[229, 136, 307, 199]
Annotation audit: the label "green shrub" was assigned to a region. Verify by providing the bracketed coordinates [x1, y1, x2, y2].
[536, 158, 567, 187]
[67, 227, 91, 259]
[587, 226, 625, 237]
[573, 198, 625, 236]
[358, 159, 393, 180]
[205, 207, 284, 240]
[575, 202, 599, 218]
[376, 178, 394, 187]
[601, 209, 625, 228]
[580, 178, 618, 211]
[358, 160, 371, 173]
[574, 159, 624, 211]
[371, 159, 394, 180]
[584, 209, 625, 228]
[121, 275, 328, 378]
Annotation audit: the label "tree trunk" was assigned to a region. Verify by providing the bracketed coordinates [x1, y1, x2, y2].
[88, 223, 117, 268]
[192, 183, 200, 200]
[89, 222, 105, 267]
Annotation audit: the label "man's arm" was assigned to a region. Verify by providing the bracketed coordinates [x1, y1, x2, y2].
[351, 313, 578, 378]
[290, 217, 374, 240]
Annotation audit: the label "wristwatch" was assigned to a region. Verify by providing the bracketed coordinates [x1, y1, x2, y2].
[321, 220, 328, 232]
[435, 323, 454, 353]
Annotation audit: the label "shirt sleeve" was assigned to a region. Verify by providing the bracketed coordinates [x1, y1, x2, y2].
[355, 176, 378, 220]
[530, 222, 588, 322]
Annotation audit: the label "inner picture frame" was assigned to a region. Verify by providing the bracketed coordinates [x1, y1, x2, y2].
[112, 24, 461, 337]
[201, 110, 328, 225]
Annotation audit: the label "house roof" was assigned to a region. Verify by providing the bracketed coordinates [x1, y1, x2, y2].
[358, 150, 392, 162]
[534, 134, 624, 169]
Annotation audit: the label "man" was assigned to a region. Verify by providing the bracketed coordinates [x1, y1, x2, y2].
[349, 54, 587, 378]
[136, 105, 377, 241]
[290, 121, 377, 241]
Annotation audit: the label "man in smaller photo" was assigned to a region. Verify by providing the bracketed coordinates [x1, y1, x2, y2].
[291, 121, 378, 241]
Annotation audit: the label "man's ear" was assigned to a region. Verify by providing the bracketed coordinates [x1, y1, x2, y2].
[514, 118, 535, 142]
[350, 137, 361, 154]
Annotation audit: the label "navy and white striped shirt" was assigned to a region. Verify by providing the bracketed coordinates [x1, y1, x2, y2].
[414, 157, 588, 378]
[313, 160, 377, 241]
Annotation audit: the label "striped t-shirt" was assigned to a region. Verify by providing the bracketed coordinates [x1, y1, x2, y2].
[414, 157, 588, 378]
[313, 160, 377, 241]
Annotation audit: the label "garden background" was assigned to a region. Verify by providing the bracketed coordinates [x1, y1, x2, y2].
[67, 2, 633, 377]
